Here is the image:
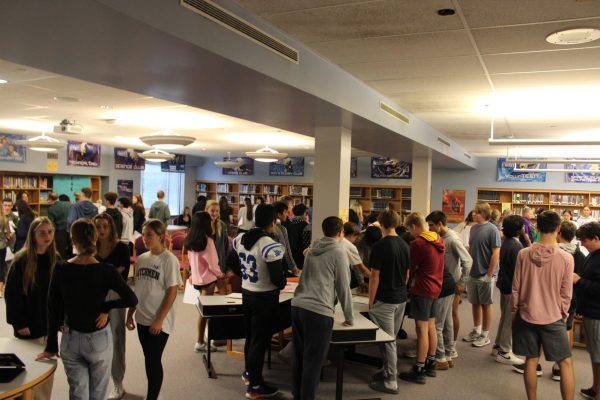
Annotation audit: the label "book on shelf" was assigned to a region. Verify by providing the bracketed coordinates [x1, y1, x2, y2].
[591, 196, 600, 207]
[240, 184, 260, 194]
[216, 183, 230, 193]
[263, 185, 281, 195]
[349, 187, 363, 198]
[478, 190, 500, 202]
[512, 193, 545, 205]
[549, 194, 585, 206]
[288, 185, 311, 196]
[371, 188, 393, 199]
[196, 183, 208, 192]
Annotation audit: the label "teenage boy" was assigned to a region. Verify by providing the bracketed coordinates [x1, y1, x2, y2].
[399, 212, 445, 384]
[104, 191, 124, 239]
[493, 215, 525, 365]
[148, 190, 170, 226]
[67, 187, 98, 231]
[425, 210, 472, 366]
[272, 201, 299, 276]
[367, 210, 410, 394]
[342, 222, 371, 289]
[574, 222, 600, 399]
[291, 216, 353, 400]
[228, 204, 287, 399]
[512, 211, 574, 400]
[463, 201, 501, 348]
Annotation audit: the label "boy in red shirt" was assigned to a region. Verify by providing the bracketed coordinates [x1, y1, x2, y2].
[400, 212, 445, 384]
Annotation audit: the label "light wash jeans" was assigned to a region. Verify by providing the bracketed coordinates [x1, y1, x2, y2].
[368, 301, 406, 382]
[107, 290, 127, 385]
[494, 293, 513, 353]
[60, 324, 113, 400]
[434, 295, 455, 360]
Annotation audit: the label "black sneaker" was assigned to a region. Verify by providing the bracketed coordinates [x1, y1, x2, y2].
[245, 384, 278, 399]
[580, 387, 597, 399]
[399, 366, 426, 385]
[512, 363, 542, 377]
[551, 367, 561, 382]
[241, 371, 250, 386]
[371, 370, 388, 382]
[424, 362, 437, 378]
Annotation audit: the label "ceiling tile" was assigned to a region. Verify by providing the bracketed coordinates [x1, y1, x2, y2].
[232, 0, 361, 15]
[459, 0, 600, 28]
[484, 47, 600, 74]
[263, 0, 461, 44]
[367, 74, 490, 94]
[311, 30, 475, 64]
[472, 18, 600, 54]
[491, 69, 600, 90]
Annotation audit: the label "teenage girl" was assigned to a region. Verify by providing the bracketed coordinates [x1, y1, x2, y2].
[206, 200, 231, 294]
[126, 219, 182, 400]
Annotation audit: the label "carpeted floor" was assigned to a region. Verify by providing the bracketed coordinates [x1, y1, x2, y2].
[1, 290, 593, 399]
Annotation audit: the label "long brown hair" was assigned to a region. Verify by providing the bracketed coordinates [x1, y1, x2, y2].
[133, 193, 145, 208]
[94, 213, 119, 249]
[71, 219, 98, 256]
[14, 217, 58, 295]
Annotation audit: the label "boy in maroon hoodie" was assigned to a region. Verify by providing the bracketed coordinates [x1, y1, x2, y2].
[400, 212, 445, 384]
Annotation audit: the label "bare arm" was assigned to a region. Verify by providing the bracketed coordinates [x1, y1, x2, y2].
[486, 247, 500, 277]
[149, 285, 178, 335]
[368, 269, 380, 308]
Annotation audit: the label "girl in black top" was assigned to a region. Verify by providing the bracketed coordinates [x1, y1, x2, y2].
[94, 213, 132, 399]
[14, 199, 35, 253]
[132, 194, 146, 233]
[38, 219, 137, 400]
[5, 217, 58, 399]
[219, 196, 234, 225]
[175, 206, 191, 227]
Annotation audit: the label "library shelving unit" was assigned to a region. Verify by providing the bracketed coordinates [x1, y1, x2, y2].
[0, 172, 102, 215]
[196, 180, 412, 217]
[477, 188, 600, 219]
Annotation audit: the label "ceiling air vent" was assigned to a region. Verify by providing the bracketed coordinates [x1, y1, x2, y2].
[379, 101, 409, 124]
[180, 0, 299, 63]
[437, 137, 451, 147]
[464, 152, 472, 159]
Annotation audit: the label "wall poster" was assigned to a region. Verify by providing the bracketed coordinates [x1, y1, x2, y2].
[371, 157, 412, 179]
[442, 189, 466, 224]
[0, 133, 26, 163]
[161, 154, 185, 173]
[117, 179, 134, 198]
[222, 157, 254, 176]
[565, 163, 600, 183]
[67, 141, 101, 167]
[497, 158, 546, 182]
[269, 157, 304, 176]
[114, 148, 145, 170]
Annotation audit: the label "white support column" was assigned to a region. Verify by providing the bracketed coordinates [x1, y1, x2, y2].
[312, 127, 352, 240]
[411, 144, 433, 215]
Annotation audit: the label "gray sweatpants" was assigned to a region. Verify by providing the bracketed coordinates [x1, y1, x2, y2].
[494, 293, 512, 353]
[108, 297, 127, 384]
[368, 301, 406, 381]
[434, 294, 455, 360]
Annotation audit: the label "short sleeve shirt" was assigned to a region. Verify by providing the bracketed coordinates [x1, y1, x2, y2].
[233, 233, 284, 292]
[340, 238, 363, 267]
[369, 236, 410, 304]
[469, 222, 501, 277]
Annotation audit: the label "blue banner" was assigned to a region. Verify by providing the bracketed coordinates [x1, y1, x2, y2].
[497, 158, 546, 182]
[566, 164, 600, 183]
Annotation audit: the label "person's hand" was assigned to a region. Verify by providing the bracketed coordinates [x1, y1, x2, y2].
[573, 273, 581, 284]
[126, 317, 136, 331]
[291, 267, 301, 276]
[17, 327, 31, 336]
[36, 351, 58, 361]
[95, 313, 109, 329]
[116, 266, 125, 274]
[342, 320, 353, 327]
[456, 283, 465, 294]
[149, 319, 163, 335]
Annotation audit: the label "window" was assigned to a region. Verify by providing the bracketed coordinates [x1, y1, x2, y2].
[141, 163, 185, 216]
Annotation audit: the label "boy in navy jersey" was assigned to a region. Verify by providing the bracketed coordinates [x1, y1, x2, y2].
[228, 204, 287, 399]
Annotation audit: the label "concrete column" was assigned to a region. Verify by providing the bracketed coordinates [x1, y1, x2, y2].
[411, 144, 433, 214]
[312, 127, 352, 239]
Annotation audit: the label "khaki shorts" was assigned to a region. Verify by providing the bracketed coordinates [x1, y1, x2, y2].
[466, 276, 494, 305]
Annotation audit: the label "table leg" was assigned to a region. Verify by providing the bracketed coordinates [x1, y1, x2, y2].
[21, 388, 33, 400]
[203, 330, 216, 378]
[335, 345, 344, 400]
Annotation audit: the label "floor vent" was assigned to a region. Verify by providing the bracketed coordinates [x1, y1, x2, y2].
[379, 101, 409, 124]
[180, 0, 299, 63]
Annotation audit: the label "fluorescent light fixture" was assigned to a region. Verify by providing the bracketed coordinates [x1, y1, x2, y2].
[489, 138, 600, 146]
[140, 131, 195, 149]
[546, 28, 600, 45]
[507, 159, 600, 164]
[139, 148, 175, 162]
[246, 146, 288, 163]
[514, 167, 600, 173]
[214, 152, 244, 168]
[15, 133, 65, 152]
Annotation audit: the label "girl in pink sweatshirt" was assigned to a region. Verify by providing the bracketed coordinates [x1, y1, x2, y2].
[185, 211, 224, 352]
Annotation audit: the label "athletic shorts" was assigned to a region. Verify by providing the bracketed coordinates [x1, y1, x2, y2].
[411, 295, 436, 321]
[466, 276, 494, 305]
[512, 313, 571, 362]
[584, 317, 600, 364]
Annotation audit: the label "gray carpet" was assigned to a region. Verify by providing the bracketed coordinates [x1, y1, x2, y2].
[0, 290, 592, 399]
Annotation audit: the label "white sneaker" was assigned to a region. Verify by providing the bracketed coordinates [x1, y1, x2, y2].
[462, 329, 480, 342]
[194, 341, 217, 352]
[495, 351, 523, 365]
[448, 349, 459, 359]
[108, 383, 125, 400]
[472, 335, 491, 347]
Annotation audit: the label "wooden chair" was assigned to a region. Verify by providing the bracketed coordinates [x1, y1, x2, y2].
[569, 316, 586, 348]
[170, 233, 189, 288]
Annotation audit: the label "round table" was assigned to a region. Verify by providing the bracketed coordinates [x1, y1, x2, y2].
[0, 338, 56, 400]
[166, 224, 188, 234]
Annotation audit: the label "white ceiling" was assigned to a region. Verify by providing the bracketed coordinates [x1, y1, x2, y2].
[232, 0, 600, 157]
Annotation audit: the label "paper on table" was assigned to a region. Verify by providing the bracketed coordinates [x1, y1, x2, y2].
[225, 293, 243, 299]
[182, 283, 200, 305]
[282, 282, 298, 293]
[353, 296, 370, 305]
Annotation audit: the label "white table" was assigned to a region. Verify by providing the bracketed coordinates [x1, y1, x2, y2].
[0, 338, 56, 400]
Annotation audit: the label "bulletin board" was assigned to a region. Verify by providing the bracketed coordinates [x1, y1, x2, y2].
[53, 176, 92, 201]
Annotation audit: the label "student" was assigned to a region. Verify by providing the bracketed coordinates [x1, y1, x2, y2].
[238, 197, 254, 233]
[191, 195, 207, 216]
[574, 221, 600, 399]
[148, 190, 171, 226]
[520, 207, 535, 247]
[355, 225, 382, 270]
[67, 187, 98, 231]
[104, 191, 124, 239]
[14, 199, 35, 253]
[47, 192, 71, 259]
[38, 219, 137, 400]
[453, 211, 474, 250]
[341, 222, 371, 290]
[118, 197, 135, 254]
[227, 204, 287, 399]
[94, 213, 132, 400]
[400, 212, 445, 385]
[175, 206, 192, 228]
[0, 202, 10, 297]
[368, 210, 410, 393]
[132, 194, 146, 234]
[463, 202, 501, 348]
[512, 211, 574, 400]
[219, 196, 234, 225]
[206, 199, 230, 294]
[126, 220, 182, 400]
[425, 210, 472, 366]
[186, 211, 224, 352]
[5, 217, 58, 400]
[577, 206, 596, 228]
[273, 201, 299, 276]
[492, 215, 525, 365]
[290, 203, 310, 268]
[292, 216, 354, 400]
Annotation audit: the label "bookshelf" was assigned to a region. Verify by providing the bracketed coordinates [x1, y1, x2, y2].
[0, 172, 102, 215]
[195, 180, 412, 221]
[476, 188, 600, 220]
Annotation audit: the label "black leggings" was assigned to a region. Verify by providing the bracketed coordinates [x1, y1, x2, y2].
[137, 324, 169, 400]
[0, 248, 6, 283]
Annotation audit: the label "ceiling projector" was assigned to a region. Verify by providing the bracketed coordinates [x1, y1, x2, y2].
[53, 119, 83, 135]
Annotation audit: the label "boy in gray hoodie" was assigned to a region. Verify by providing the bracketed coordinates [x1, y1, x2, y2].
[291, 216, 353, 400]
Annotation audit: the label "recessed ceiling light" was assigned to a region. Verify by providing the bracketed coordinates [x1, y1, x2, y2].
[0, 78, 8, 84]
[546, 28, 600, 45]
[53, 96, 81, 102]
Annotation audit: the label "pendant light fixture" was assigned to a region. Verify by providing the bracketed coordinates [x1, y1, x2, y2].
[245, 146, 288, 163]
[139, 148, 176, 163]
[214, 152, 244, 168]
[140, 130, 195, 149]
[15, 132, 65, 152]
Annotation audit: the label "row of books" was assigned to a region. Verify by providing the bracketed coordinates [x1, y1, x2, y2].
[239, 184, 261, 194]
[3, 176, 39, 188]
[371, 188, 394, 199]
[513, 193, 545, 204]
[549, 194, 585, 206]
[216, 184, 231, 193]
[289, 186, 311, 196]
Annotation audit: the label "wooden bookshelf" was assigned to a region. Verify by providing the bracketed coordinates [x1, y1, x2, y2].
[1, 172, 102, 215]
[349, 184, 412, 216]
[477, 188, 600, 219]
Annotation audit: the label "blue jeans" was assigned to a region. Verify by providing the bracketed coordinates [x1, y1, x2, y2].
[60, 325, 113, 400]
